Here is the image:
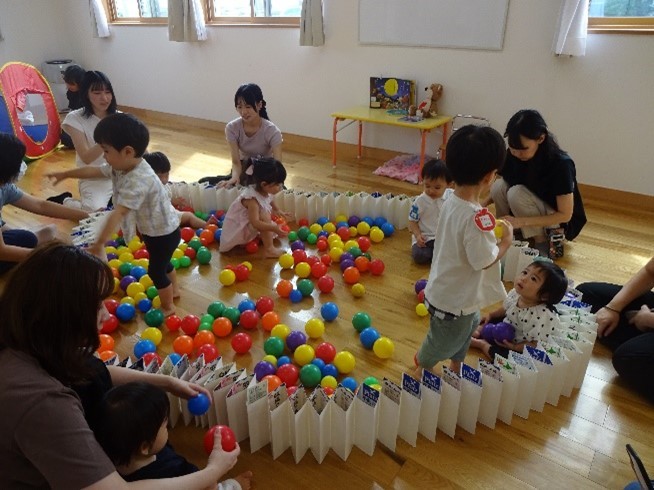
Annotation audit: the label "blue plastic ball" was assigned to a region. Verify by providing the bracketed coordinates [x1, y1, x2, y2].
[115, 303, 136, 322]
[137, 298, 153, 313]
[134, 339, 156, 359]
[360, 327, 381, 349]
[362, 216, 374, 226]
[187, 393, 211, 416]
[238, 299, 256, 312]
[317, 216, 329, 226]
[214, 229, 222, 241]
[311, 358, 326, 371]
[341, 376, 358, 392]
[289, 289, 304, 303]
[320, 302, 339, 322]
[336, 221, 348, 229]
[381, 222, 395, 237]
[277, 355, 292, 367]
[167, 353, 182, 366]
[373, 216, 387, 227]
[321, 363, 339, 378]
[317, 231, 329, 239]
[130, 265, 147, 280]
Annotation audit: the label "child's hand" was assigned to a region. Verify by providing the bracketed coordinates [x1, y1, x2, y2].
[171, 197, 188, 208]
[207, 431, 240, 476]
[415, 234, 427, 247]
[628, 305, 654, 332]
[46, 172, 67, 186]
[277, 224, 289, 237]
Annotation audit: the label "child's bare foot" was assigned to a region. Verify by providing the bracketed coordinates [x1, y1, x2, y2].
[34, 224, 57, 244]
[263, 246, 285, 258]
[449, 360, 462, 375]
[470, 337, 491, 357]
[162, 306, 176, 317]
[471, 324, 484, 339]
[234, 471, 253, 490]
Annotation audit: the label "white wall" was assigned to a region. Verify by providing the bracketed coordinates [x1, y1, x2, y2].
[4, 1, 653, 196]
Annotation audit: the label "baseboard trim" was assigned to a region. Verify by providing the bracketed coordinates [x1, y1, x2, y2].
[121, 106, 654, 212]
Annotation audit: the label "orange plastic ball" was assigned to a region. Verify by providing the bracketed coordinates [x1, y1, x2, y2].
[343, 266, 361, 284]
[173, 335, 194, 356]
[275, 279, 293, 298]
[97, 334, 115, 353]
[98, 350, 117, 362]
[212, 317, 233, 338]
[354, 256, 370, 272]
[200, 229, 215, 245]
[193, 330, 216, 349]
[261, 374, 283, 393]
[261, 311, 281, 331]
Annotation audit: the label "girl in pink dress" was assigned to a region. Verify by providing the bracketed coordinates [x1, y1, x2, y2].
[219, 158, 289, 257]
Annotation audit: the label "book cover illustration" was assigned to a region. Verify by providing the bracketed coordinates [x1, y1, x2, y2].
[370, 77, 415, 111]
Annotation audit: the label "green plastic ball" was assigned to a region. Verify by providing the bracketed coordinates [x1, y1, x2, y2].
[146, 286, 159, 300]
[299, 364, 322, 388]
[222, 306, 241, 326]
[207, 301, 225, 318]
[196, 246, 212, 265]
[170, 257, 180, 269]
[118, 262, 133, 277]
[297, 226, 310, 241]
[297, 278, 314, 297]
[264, 336, 285, 357]
[363, 376, 379, 386]
[352, 311, 372, 332]
[188, 238, 203, 251]
[198, 322, 214, 332]
[306, 233, 318, 245]
[287, 231, 298, 242]
[144, 308, 164, 328]
[179, 255, 192, 268]
[348, 246, 363, 258]
[201, 313, 215, 324]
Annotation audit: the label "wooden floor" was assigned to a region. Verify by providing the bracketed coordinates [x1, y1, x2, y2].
[5, 112, 654, 489]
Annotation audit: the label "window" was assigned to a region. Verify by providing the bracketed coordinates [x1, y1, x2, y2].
[589, 0, 654, 34]
[106, 0, 302, 26]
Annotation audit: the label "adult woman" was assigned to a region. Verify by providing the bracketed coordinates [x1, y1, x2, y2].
[577, 257, 654, 403]
[487, 109, 586, 256]
[0, 243, 240, 488]
[48, 71, 117, 211]
[199, 83, 283, 187]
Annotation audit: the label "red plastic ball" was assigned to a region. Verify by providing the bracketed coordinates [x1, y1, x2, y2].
[142, 352, 163, 368]
[311, 262, 328, 278]
[181, 315, 201, 336]
[337, 226, 350, 241]
[231, 332, 252, 354]
[320, 254, 332, 266]
[133, 249, 150, 260]
[200, 229, 215, 245]
[238, 310, 260, 330]
[298, 218, 310, 227]
[275, 363, 300, 387]
[292, 249, 308, 264]
[417, 290, 426, 303]
[104, 299, 120, 315]
[234, 264, 250, 282]
[204, 425, 236, 454]
[255, 296, 275, 315]
[315, 342, 337, 363]
[306, 255, 320, 266]
[180, 227, 195, 243]
[317, 275, 335, 293]
[369, 258, 385, 275]
[197, 343, 220, 363]
[166, 314, 182, 332]
[357, 236, 372, 252]
[316, 238, 328, 252]
[245, 240, 259, 254]
[184, 247, 196, 260]
[101, 314, 119, 334]
[287, 385, 299, 396]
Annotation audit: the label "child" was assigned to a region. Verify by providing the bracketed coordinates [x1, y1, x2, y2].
[471, 260, 568, 359]
[144, 151, 215, 229]
[47, 113, 181, 316]
[48, 71, 117, 211]
[415, 125, 513, 375]
[219, 157, 289, 258]
[0, 133, 88, 274]
[199, 83, 283, 187]
[407, 159, 453, 264]
[95, 382, 252, 489]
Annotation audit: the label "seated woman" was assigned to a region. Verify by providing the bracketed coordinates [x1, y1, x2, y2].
[577, 256, 654, 403]
[487, 109, 586, 256]
[199, 83, 283, 187]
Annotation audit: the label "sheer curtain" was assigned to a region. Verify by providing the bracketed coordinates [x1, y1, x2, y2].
[553, 0, 589, 56]
[89, 0, 110, 38]
[168, 0, 207, 42]
[300, 0, 324, 47]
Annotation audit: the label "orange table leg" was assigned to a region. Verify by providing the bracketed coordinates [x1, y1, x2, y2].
[357, 121, 363, 159]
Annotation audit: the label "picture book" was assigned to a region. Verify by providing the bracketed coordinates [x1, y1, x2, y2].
[369, 77, 415, 111]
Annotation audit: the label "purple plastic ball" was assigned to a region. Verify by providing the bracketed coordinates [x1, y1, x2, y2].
[290, 240, 306, 251]
[348, 216, 361, 227]
[286, 330, 307, 352]
[340, 252, 354, 263]
[493, 322, 516, 344]
[253, 361, 277, 381]
[414, 279, 428, 294]
[340, 259, 355, 272]
[480, 323, 496, 343]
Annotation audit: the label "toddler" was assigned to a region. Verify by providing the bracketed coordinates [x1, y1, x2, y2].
[471, 260, 568, 359]
[219, 157, 289, 257]
[407, 158, 453, 264]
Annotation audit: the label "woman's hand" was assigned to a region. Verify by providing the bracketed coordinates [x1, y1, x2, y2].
[502, 215, 521, 229]
[628, 305, 654, 332]
[46, 172, 67, 186]
[596, 306, 620, 338]
[217, 177, 238, 188]
[166, 377, 213, 401]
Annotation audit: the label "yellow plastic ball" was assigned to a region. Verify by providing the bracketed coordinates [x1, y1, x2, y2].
[348, 226, 358, 238]
[152, 296, 161, 308]
[141, 327, 163, 346]
[295, 262, 311, 278]
[128, 239, 143, 252]
[415, 303, 429, 317]
[373, 337, 395, 359]
[108, 258, 123, 270]
[327, 233, 341, 246]
[133, 292, 148, 303]
[172, 248, 184, 260]
[293, 344, 315, 366]
[329, 247, 344, 262]
[329, 239, 344, 250]
[219, 269, 236, 286]
[134, 258, 149, 269]
[344, 239, 358, 251]
[494, 219, 505, 239]
[118, 252, 135, 263]
[105, 246, 117, 255]
[115, 245, 129, 255]
[335, 214, 348, 223]
[357, 221, 371, 236]
[278, 253, 295, 269]
[321, 375, 338, 389]
[333, 351, 356, 374]
[271, 323, 291, 340]
[120, 296, 135, 305]
[177, 242, 188, 251]
[323, 222, 336, 233]
[262, 354, 278, 367]
[139, 274, 154, 289]
[240, 261, 253, 271]
[369, 383, 382, 391]
[370, 227, 385, 243]
[113, 277, 120, 294]
[351, 283, 366, 297]
[304, 318, 325, 339]
[126, 281, 145, 298]
[309, 223, 323, 235]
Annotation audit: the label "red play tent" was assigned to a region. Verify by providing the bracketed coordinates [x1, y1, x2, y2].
[0, 62, 60, 159]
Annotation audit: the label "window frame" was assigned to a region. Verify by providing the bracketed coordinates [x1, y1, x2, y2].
[104, 0, 301, 27]
[588, 16, 654, 34]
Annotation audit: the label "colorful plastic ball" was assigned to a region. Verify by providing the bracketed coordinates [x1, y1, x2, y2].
[222, 307, 241, 326]
[139, 274, 154, 289]
[144, 308, 164, 328]
[212, 317, 232, 337]
[414, 279, 428, 294]
[140, 327, 162, 346]
[240, 260, 253, 271]
[297, 279, 314, 297]
[180, 227, 195, 242]
[173, 335, 194, 356]
[234, 264, 250, 281]
[320, 302, 339, 322]
[381, 222, 395, 237]
[373, 337, 395, 359]
[321, 363, 339, 379]
[339, 259, 355, 272]
[317, 274, 335, 293]
[207, 301, 225, 318]
[333, 351, 356, 374]
[480, 323, 497, 342]
[290, 240, 306, 253]
[199, 322, 214, 332]
[134, 298, 151, 313]
[261, 311, 281, 331]
[231, 332, 252, 354]
[328, 247, 344, 263]
[289, 289, 303, 303]
[115, 303, 136, 322]
[118, 262, 133, 277]
[165, 314, 182, 332]
[261, 374, 283, 393]
[292, 249, 308, 264]
[255, 296, 275, 315]
[314, 342, 336, 364]
[351, 283, 366, 298]
[309, 261, 327, 279]
[363, 376, 379, 387]
[356, 221, 371, 236]
[128, 264, 147, 280]
[287, 231, 298, 242]
[183, 247, 197, 260]
[286, 330, 307, 352]
[119, 275, 137, 293]
[341, 376, 358, 392]
[167, 352, 182, 366]
[219, 269, 236, 286]
[278, 253, 295, 269]
[292, 262, 309, 279]
[179, 256, 192, 268]
[237, 299, 256, 313]
[97, 334, 115, 353]
[277, 355, 292, 367]
[360, 327, 381, 349]
[356, 236, 372, 252]
[319, 375, 337, 390]
[245, 240, 259, 254]
[304, 318, 325, 339]
[104, 299, 120, 315]
[134, 339, 156, 359]
[170, 257, 181, 270]
[354, 256, 370, 272]
[417, 290, 426, 303]
[204, 425, 237, 454]
[120, 297, 136, 306]
[311, 358, 326, 371]
[342, 266, 361, 284]
[142, 351, 162, 368]
[264, 336, 285, 357]
[98, 350, 117, 362]
[276, 363, 299, 387]
[299, 364, 322, 388]
[369, 258, 385, 275]
[238, 310, 260, 330]
[193, 330, 216, 349]
[199, 229, 215, 245]
[492, 322, 516, 343]
[181, 315, 201, 336]
[276, 279, 293, 298]
[320, 254, 332, 267]
[268, 324, 290, 341]
[415, 303, 429, 317]
[297, 226, 311, 240]
[101, 314, 119, 334]
[254, 360, 277, 381]
[369, 228, 384, 243]
[286, 385, 299, 396]
[200, 313, 215, 325]
[352, 311, 372, 332]
[188, 393, 211, 416]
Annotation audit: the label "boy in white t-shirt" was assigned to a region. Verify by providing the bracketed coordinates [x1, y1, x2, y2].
[415, 125, 513, 375]
[407, 159, 453, 265]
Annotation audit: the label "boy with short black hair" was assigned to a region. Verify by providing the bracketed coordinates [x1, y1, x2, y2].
[407, 158, 453, 264]
[415, 125, 514, 375]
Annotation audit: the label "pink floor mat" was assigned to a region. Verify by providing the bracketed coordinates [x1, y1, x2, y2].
[373, 154, 431, 184]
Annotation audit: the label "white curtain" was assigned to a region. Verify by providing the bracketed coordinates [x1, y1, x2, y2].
[89, 0, 110, 38]
[553, 0, 588, 56]
[300, 0, 324, 47]
[168, 0, 207, 42]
